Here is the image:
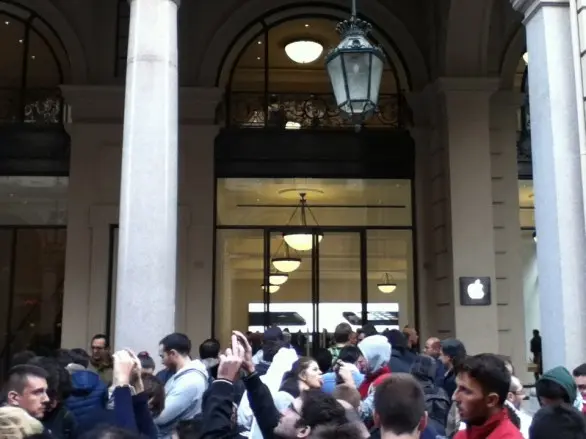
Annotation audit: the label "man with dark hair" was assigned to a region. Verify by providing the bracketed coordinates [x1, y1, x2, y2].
[199, 338, 221, 381]
[530, 329, 542, 381]
[453, 354, 522, 438]
[2, 364, 49, 419]
[329, 323, 354, 362]
[373, 373, 428, 438]
[530, 404, 586, 439]
[252, 327, 284, 376]
[273, 389, 350, 438]
[155, 332, 208, 438]
[573, 363, 586, 414]
[536, 366, 577, 407]
[89, 333, 113, 384]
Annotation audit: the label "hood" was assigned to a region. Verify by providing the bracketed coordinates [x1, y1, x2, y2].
[540, 366, 577, 403]
[201, 358, 219, 370]
[358, 335, 391, 374]
[186, 358, 209, 377]
[70, 370, 103, 394]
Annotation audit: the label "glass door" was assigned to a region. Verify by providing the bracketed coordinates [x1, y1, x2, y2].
[317, 231, 363, 350]
[264, 229, 316, 355]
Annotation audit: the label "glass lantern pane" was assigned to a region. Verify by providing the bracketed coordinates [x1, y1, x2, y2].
[369, 55, 384, 105]
[342, 51, 370, 103]
[326, 54, 347, 106]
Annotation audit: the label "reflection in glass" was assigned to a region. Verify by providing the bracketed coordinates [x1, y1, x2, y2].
[215, 229, 264, 346]
[367, 230, 413, 328]
[0, 228, 66, 380]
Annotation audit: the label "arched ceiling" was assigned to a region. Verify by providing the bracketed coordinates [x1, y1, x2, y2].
[443, 0, 495, 76]
[231, 17, 398, 94]
[197, 0, 429, 90]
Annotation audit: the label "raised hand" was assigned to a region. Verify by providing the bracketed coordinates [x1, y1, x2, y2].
[233, 330, 255, 374]
[217, 334, 244, 382]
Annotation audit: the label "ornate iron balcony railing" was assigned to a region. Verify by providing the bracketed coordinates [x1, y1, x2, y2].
[223, 91, 411, 129]
[0, 88, 65, 125]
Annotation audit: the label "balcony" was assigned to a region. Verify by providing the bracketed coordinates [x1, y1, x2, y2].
[0, 88, 65, 125]
[0, 88, 69, 175]
[223, 92, 411, 130]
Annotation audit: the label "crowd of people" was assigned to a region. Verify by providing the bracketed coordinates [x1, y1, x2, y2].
[1, 322, 586, 439]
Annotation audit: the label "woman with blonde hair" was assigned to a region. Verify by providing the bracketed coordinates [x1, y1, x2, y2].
[0, 406, 44, 438]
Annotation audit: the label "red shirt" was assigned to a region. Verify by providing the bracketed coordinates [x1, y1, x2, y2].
[358, 366, 391, 398]
[454, 409, 524, 439]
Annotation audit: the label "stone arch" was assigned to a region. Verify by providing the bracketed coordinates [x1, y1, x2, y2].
[0, 0, 88, 83]
[499, 25, 526, 90]
[444, 0, 495, 76]
[197, 0, 428, 91]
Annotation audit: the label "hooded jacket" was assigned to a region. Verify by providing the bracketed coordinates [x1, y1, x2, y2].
[154, 359, 209, 439]
[357, 335, 391, 399]
[538, 366, 577, 403]
[65, 370, 108, 428]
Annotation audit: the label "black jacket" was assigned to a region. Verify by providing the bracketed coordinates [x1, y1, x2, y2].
[199, 372, 280, 439]
[389, 348, 415, 374]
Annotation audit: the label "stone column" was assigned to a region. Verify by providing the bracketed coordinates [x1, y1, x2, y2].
[114, 0, 180, 355]
[511, 0, 586, 370]
[441, 78, 500, 354]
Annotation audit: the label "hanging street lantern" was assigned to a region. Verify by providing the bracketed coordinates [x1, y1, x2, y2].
[325, 0, 385, 127]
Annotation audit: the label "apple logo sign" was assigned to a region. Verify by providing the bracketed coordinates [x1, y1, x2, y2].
[467, 279, 485, 300]
[459, 276, 491, 306]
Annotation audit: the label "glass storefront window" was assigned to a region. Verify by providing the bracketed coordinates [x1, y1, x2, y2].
[217, 178, 412, 227]
[367, 230, 414, 328]
[215, 178, 414, 349]
[518, 180, 535, 228]
[0, 177, 68, 380]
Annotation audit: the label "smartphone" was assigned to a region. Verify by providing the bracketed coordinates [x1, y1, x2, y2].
[248, 311, 307, 327]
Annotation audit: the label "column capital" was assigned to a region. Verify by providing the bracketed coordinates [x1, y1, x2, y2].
[511, 0, 568, 20]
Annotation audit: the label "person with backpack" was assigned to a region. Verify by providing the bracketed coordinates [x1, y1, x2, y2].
[410, 354, 450, 436]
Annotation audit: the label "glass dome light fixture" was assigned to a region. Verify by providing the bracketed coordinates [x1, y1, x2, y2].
[325, 0, 385, 129]
[269, 272, 289, 286]
[377, 273, 397, 294]
[282, 193, 324, 251]
[272, 242, 302, 273]
[261, 284, 280, 294]
[285, 40, 324, 64]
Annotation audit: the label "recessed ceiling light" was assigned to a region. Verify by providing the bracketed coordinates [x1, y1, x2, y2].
[18, 39, 23, 43]
[285, 40, 323, 64]
[5, 21, 9, 25]
[305, 24, 309, 27]
[257, 41, 262, 45]
[31, 55, 35, 60]
[257, 56, 261, 60]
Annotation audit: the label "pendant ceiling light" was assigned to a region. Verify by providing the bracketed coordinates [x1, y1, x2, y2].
[272, 242, 302, 273]
[282, 193, 323, 251]
[261, 284, 280, 294]
[325, 0, 384, 127]
[269, 273, 289, 285]
[377, 273, 397, 294]
[285, 40, 324, 64]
